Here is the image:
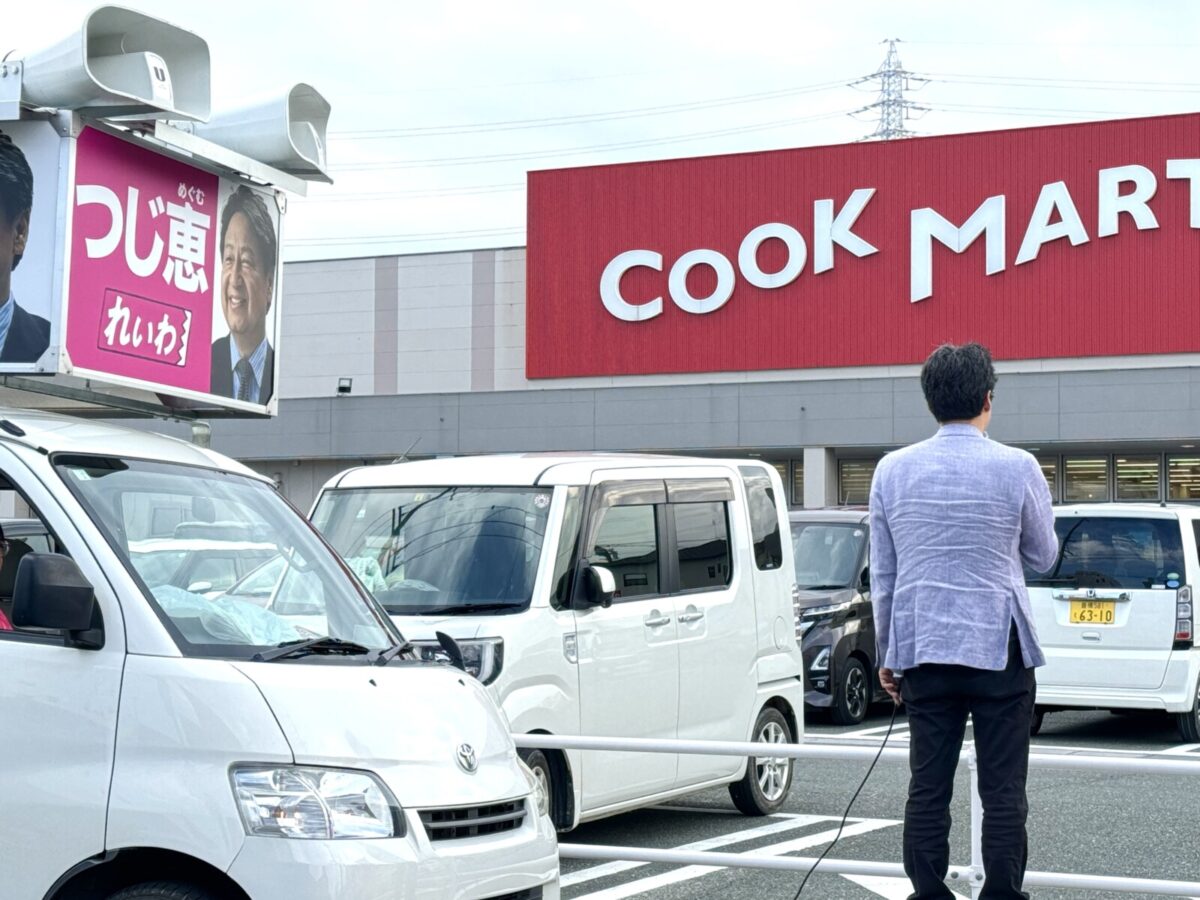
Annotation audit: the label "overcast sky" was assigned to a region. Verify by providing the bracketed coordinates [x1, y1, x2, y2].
[10, 1, 1200, 261]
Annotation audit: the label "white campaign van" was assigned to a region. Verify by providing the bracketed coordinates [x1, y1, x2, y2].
[311, 454, 805, 829]
[0, 412, 558, 900]
[1026, 502, 1200, 740]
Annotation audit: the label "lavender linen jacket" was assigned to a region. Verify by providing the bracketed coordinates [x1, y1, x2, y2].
[869, 424, 1059, 672]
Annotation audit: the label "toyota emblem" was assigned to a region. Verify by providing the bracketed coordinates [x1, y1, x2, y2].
[456, 743, 478, 774]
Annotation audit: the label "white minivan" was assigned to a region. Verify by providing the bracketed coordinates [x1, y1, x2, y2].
[1026, 502, 1200, 741]
[311, 454, 805, 829]
[0, 411, 559, 900]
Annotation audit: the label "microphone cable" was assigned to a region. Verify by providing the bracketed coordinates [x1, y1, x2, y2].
[791, 699, 900, 899]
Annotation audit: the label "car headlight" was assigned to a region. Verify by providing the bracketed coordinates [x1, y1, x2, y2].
[412, 637, 504, 685]
[802, 599, 853, 618]
[518, 758, 548, 815]
[810, 647, 831, 673]
[231, 766, 403, 839]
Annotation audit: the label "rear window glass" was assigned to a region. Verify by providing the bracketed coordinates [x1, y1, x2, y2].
[1026, 516, 1185, 589]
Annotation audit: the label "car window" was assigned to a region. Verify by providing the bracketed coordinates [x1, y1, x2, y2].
[187, 555, 239, 592]
[674, 501, 732, 591]
[1027, 516, 1185, 589]
[739, 467, 783, 571]
[587, 504, 659, 600]
[791, 522, 867, 590]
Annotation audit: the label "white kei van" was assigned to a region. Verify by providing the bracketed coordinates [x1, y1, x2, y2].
[311, 454, 805, 829]
[1026, 502, 1200, 741]
[0, 412, 558, 900]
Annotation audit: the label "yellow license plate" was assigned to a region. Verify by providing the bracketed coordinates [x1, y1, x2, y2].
[1069, 599, 1116, 625]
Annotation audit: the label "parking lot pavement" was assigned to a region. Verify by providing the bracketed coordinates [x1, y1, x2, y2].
[561, 704, 1200, 900]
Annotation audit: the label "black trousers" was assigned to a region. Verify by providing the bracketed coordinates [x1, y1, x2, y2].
[899, 629, 1036, 900]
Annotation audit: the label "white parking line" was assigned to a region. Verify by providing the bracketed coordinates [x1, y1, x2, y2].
[844, 874, 968, 898]
[840, 722, 909, 738]
[569, 817, 900, 899]
[1158, 743, 1200, 756]
[562, 814, 828, 888]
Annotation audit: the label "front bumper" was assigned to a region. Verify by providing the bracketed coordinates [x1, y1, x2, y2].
[227, 803, 560, 900]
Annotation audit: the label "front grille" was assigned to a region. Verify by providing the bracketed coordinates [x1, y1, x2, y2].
[481, 888, 542, 900]
[418, 798, 526, 841]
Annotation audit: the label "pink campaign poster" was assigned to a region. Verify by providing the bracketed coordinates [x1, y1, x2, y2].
[65, 127, 282, 410]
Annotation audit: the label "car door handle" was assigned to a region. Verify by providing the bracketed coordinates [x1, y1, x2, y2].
[644, 612, 672, 628]
[678, 610, 705, 624]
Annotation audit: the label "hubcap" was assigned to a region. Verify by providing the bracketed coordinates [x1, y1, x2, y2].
[845, 665, 868, 721]
[755, 720, 791, 802]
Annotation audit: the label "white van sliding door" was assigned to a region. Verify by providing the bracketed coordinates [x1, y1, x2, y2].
[574, 480, 679, 811]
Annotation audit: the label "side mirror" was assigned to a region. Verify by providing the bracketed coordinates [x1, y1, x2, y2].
[581, 564, 617, 609]
[11, 554, 103, 650]
[859, 566, 870, 592]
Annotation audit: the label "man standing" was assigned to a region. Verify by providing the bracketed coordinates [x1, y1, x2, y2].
[0, 131, 50, 363]
[870, 343, 1058, 899]
[211, 185, 277, 404]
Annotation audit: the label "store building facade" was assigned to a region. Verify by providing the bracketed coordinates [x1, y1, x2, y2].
[195, 112, 1200, 511]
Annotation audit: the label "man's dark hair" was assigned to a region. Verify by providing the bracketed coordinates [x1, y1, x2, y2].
[220, 185, 277, 275]
[0, 129, 33, 270]
[920, 342, 997, 423]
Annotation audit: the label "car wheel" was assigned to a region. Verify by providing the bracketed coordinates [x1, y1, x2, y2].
[831, 656, 870, 726]
[519, 748, 555, 820]
[1030, 705, 1045, 736]
[730, 707, 794, 816]
[108, 883, 216, 900]
[1174, 680, 1200, 742]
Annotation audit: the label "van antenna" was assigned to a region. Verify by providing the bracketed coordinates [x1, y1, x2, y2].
[392, 436, 421, 465]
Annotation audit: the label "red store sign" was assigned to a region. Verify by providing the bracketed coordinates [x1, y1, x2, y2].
[526, 112, 1200, 379]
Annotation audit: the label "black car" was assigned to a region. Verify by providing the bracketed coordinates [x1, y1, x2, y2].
[789, 508, 887, 724]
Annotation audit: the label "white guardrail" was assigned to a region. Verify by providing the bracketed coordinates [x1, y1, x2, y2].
[514, 732, 1200, 898]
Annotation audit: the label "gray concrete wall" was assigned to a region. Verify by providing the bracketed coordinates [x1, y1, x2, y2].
[192, 365, 1200, 463]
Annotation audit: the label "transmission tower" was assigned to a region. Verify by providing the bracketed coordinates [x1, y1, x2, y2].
[851, 39, 929, 140]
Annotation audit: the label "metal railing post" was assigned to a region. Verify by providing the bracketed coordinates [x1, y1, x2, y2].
[967, 745, 984, 900]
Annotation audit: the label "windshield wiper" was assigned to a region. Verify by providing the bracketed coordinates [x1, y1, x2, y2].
[1025, 576, 1081, 586]
[369, 640, 413, 667]
[428, 602, 521, 614]
[253, 636, 373, 662]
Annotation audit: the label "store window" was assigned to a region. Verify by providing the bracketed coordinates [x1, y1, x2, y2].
[1115, 456, 1161, 502]
[767, 462, 790, 506]
[1168, 456, 1200, 501]
[791, 460, 804, 507]
[1036, 457, 1059, 503]
[1063, 457, 1109, 502]
[838, 459, 878, 506]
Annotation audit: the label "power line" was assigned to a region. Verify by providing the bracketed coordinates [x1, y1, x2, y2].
[296, 182, 525, 203]
[333, 77, 854, 139]
[332, 108, 856, 172]
[288, 226, 525, 246]
[918, 71, 1200, 94]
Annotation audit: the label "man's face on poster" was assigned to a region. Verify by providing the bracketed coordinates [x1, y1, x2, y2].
[221, 211, 273, 342]
[0, 204, 29, 294]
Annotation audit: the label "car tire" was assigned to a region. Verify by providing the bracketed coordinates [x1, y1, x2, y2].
[108, 883, 216, 900]
[519, 748, 555, 821]
[730, 707, 794, 816]
[1174, 680, 1200, 742]
[1030, 705, 1045, 736]
[831, 656, 870, 726]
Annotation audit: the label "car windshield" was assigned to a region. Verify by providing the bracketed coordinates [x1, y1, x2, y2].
[791, 522, 867, 589]
[1025, 516, 1186, 589]
[311, 486, 553, 615]
[55, 455, 397, 658]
